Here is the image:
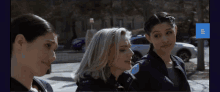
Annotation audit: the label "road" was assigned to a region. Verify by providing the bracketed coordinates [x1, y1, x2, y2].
[35, 47, 209, 92]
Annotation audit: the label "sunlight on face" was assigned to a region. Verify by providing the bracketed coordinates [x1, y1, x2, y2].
[22, 32, 58, 76]
[147, 23, 177, 55]
[111, 35, 134, 71]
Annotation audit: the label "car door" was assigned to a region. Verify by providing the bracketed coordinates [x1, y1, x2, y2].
[131, 37, 150, 56]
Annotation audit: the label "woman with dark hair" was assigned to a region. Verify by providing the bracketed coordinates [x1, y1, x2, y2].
[10, 14, 57, 92]
[118, 12, 191, 91]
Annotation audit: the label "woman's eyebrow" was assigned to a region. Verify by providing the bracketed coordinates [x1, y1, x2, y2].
[120, 44, 131, 47]
[120, 45, 128, 47]
[165, 28, 172, 30]
[45, 39, 56, 43]
[45, 39, 58, 49]
[152, 31, 160, 34]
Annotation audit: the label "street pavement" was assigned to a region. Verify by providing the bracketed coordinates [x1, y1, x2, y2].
[35, 47, 209, 92]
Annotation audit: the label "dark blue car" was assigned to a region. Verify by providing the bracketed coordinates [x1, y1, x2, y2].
[72, 37, 86, 52]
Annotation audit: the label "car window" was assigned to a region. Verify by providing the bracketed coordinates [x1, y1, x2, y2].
[132, 37, 149, 44]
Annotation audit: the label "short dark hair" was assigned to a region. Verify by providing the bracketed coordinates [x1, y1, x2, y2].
[144, 12, 176, 51]
[144, 12, 175, 36]
[10, 14, 55, 58]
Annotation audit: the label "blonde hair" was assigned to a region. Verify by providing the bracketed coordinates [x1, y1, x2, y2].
[73, 28, 132, 83]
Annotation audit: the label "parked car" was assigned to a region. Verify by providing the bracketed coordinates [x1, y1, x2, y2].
[189, 36, 209, 47]
[130, 35, 197, 64]
[57, 45, 64, 50]
[71, 37, 86, 52]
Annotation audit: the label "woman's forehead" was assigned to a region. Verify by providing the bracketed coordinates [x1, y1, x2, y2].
[119, 36, 130, 46]
[38, 33, 58, 43]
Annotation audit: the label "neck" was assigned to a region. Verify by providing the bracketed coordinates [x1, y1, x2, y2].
[110, 67, 124, 81]
[11, 57, 34, 90]
[153, 49, 172, 66]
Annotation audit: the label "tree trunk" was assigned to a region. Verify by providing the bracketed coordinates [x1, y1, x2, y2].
[110, 0, 114, 27]
[72, 21, 77, 40]
[64, 20, 77, 50]
[197, 0, 205, 71]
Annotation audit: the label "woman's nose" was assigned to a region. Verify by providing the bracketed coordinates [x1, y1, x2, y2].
[128, 48, 134, 57]
[162, 36, 168, 42]
[49, 51, 56, 63]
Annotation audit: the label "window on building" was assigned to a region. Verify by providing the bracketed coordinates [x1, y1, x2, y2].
[116, 19, 123, 27]
[101, 20, 107, 28]
[127, 23, 132, 30]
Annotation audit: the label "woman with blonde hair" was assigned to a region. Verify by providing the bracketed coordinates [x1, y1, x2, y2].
[74, 28, 135, 91]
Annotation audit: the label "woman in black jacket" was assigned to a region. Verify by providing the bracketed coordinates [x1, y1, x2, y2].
[74, 28, 135, 91]
[11, 14, 57, 92]
[119, 12, 191, 91]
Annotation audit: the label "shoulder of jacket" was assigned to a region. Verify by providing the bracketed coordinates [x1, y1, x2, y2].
[131, 54, 153, 75]
[34, 77, 53, 92]
[137, 54, 152, 66]
[172, 55, 184, 64]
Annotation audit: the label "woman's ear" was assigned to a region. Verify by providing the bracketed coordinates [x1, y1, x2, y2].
[145, 34, 152, 43]
[14, 34, 27, 52]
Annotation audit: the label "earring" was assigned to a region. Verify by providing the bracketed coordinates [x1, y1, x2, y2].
[22, 53, 25, 58]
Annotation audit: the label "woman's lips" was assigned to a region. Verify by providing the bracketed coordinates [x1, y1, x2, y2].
[161, 44, 171, 47]
[125, 60, 131, 63]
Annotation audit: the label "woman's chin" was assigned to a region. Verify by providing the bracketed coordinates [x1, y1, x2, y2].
[32, 70, 48, 77]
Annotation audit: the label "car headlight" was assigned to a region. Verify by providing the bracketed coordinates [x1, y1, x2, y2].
[72, 40, 81, 44]
[194, 48, 197, 52]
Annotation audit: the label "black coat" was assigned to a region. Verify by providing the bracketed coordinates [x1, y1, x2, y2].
[10, 77, 53, 92]
[118, 50, 191, 91]
[76, 74, 127, 92]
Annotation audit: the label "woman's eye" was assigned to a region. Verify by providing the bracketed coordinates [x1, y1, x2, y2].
[120, 49, 126, 52]
[167, 31, 173, 34]
[154, 35, 159, 38]
[46, 44, 51, 48]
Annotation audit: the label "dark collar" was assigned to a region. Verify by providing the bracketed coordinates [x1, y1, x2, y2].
[171, 55, 188, 79]
[106, 74, 118, 86]
[148, 50, 184, 76]
[10, 77, 44, 92]
[10, 77, 29, 91]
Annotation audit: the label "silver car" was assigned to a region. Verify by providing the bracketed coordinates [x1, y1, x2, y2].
[130, 35, 197, 63]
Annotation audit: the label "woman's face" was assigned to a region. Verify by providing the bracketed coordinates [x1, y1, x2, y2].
[145, 23, 177, 55]
[110, 35, 134, 71]
[19, 32, 58, 76]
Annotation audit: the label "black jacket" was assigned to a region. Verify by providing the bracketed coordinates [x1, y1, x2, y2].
[118, 50, 191, 91]
[10, 77, 53, 92]
[76, 73, 129, 92]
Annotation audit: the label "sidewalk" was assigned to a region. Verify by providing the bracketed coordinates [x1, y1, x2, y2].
[52, 52, 84, 64]
[185, 61, 209, 92]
